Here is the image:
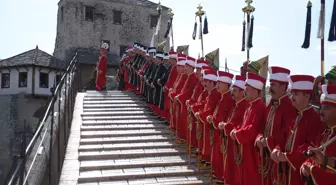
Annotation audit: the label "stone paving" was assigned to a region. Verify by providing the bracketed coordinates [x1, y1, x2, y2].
[58, 91, 209, 185]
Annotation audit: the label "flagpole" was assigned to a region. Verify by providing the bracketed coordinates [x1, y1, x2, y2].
[321, 0, 325, 76]
[242, 0, 255, 63]
[196, 4, 205, 57]
[167, 9, 175, 50]
[157, 1, 162, 47]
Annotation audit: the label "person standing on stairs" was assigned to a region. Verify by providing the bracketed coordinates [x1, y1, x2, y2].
[270, 75, 325, 185]
[162, 51, 178, 120]
[206, 71, 235, 183]
[175, 56, 198, 143]
[195, 69, 221, 171]
[187, 61, 210, 157]
[189, 65, 212, 160]
[219, 75, 248, 185]
[96, 42, 109, 91]
[168, 55, 187, 131]
[229, 72, 267, 185]
[254, 66, 296, 185]
[158, 52, 177, 114]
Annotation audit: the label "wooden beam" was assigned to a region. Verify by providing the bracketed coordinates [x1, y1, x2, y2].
[38, 67, 42, 72]
[24, 66, 29, 72]
[15, 67, 19, 72]
[47, 69, 52, 74]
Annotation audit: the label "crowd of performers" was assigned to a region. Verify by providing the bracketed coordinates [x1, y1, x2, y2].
[115, 42, 336, 185]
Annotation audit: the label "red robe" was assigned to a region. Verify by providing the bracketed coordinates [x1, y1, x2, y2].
[302, 126, 336, 185]
[234, 98, 266, 185]
[96, 55, 107, 90]
[198, 88, 221, 163]
[223, 99, 248, 185]
[190, 89, 208, 149]
[254, 95, 297, 185]
[310, 131, 336, 185]
[283, 106, 325, 185]
[164, 65, 178, 112]
[210, 91, 235, 181]
[176, 73, 199, 141]
[169, 73, 188, 130]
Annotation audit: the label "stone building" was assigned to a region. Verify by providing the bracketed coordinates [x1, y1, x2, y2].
[53, 0, 170, 64]
[0, 46, 66, 96]
[0, 46, 67, 184]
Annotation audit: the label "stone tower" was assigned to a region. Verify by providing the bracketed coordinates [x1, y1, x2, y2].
[53, 0, 170, 62]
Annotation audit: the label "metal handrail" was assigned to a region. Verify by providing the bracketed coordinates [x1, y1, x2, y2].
[5, 52, 80, 185]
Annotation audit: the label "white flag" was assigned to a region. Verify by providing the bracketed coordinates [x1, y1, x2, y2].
[150, 29, 156, 47]
[155, 15, 162, 36]
[317, 3, 325, 39]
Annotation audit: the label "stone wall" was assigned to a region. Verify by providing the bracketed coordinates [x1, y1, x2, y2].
[53, 0, 170, 60]
[0, 95, 14, 184]
[0, 94, 48, 184]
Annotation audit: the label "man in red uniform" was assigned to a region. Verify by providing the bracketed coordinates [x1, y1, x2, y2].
[300, 84, 336, 185]
[187, 64, 211, 158]
[195, 69, 221, 170]
[175, 56, 198, 142]
[230, 72, 267, 185]
[96, 42, 108, 91]
[168, 55, 187, 132]
[255, 66, 297, 185]
[219, 75, 248, 185]
[271, 75, 325, 185]
[162, 51, 178, 116]
[206, 71, 235, 182]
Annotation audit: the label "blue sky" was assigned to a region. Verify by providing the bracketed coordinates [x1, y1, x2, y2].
[0, 0, 335, 77]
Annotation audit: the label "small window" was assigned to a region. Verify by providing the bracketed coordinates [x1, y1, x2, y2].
[113, 10, 122, 25]
[119, 45, 128, 57]
[101, 40, 110, 52]
[55, 74, 62, 85]
[61, 7, 64, 22]
[150, 15, 159, 28]
[18, 72, 28, 88]
[85, 6, 94, 21]
[39, 72, 49, 88]
[1, 73, 10, 88]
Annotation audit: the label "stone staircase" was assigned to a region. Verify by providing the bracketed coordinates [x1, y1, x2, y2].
[59, 91, 208, 185]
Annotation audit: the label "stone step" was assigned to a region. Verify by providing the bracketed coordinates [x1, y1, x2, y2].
[83, 100, 144, 104]
[80, 135, 174, 145]
[86, 90, 132, 94]
[84, 97, 144, 101]
[77, 166, 196, 183]
[78, 142, 179, 152]
[80, 129, 171, 138]
[81, 111, 153, 117]
[79, 156, 193, 170]
[78, 176, 208, 185]
[78, 148, 186, 160]
[82, 115, 158, 121]
[80, 124, 168, 131]
[83, 104, 148, 108]
[83, 107, 149, 112]
[82, 120, 167, 126]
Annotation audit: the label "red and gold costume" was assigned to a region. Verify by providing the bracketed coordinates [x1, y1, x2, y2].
[169, 56, 187, 130]
[231, 73, 267, 185]
[254, 66, 297, 185]
[176, 56, 198, 141]
[96, 43, 108, 91]
[307, 85, 336, 185]
[279, 75, 325, 185]
[196, 69, 221, 163]
[209, 71, 235, 181]
[222, 75, 248, 185]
